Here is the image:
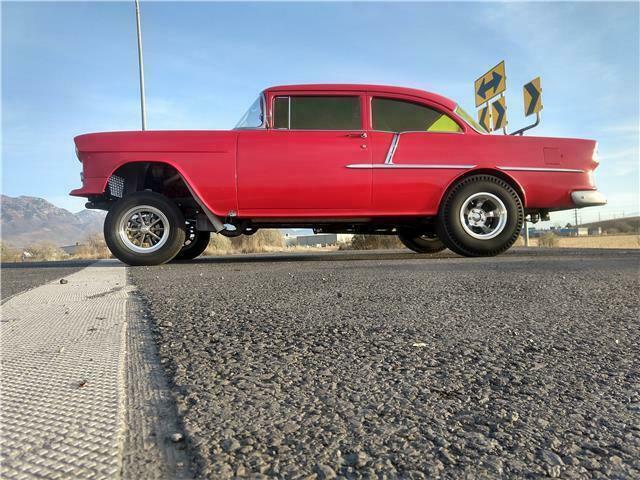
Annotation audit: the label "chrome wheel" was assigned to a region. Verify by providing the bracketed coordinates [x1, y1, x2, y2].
[118, 205, 170, 253]
[459, 192, 507, 240]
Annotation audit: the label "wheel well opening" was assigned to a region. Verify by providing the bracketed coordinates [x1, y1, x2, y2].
[445, 169, 526, 207]
[108, 162, 190, 198]
[90, 162, 202, 219]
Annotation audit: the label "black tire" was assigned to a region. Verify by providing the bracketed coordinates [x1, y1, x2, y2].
[397, 229, 447, 254]
[437, 175, 523, 257]
[104, 191, 186, 266]
[174, 222, 210, 260]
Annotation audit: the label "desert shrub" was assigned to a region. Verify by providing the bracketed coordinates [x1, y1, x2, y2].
[24, 242, 67, 261]
[204, 233, 233, 255]
[203, 229, 285, 255]
[350, 234, 403, 250]
[0, 242, 21, 263]
[73, 233, 111, 259]
[229, 229, 285, 253]
[538, 232, 559, 248]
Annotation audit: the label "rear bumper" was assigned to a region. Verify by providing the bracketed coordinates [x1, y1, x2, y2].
[571, 190, 607, 207]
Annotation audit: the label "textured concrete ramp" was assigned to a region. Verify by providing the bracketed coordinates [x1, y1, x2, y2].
[0, 262, 129, 479]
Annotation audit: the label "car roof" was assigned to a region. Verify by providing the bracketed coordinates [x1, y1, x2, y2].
[266, 84, 458, 111]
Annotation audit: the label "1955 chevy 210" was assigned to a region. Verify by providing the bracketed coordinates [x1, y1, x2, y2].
[71, 84, 606, 266]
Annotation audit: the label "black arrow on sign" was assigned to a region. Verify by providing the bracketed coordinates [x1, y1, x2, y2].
[493, 100, 506, 129]
[477, 71, 503, 99]
[479, 107, 490, 131]
[524, 81, 540, 115]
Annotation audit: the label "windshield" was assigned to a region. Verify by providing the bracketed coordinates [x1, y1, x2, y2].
[454, 105, 487, 134]
[234, 95, 265, 129]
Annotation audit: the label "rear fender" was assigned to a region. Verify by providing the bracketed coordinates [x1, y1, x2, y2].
[438, 168, 527, 210]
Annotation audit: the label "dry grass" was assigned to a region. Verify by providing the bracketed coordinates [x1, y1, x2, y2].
[22, 243, 68, 262]
[1, 234, 112, 263]
[517, 234, 640, 249]
[0, 242, 22, 263]
[72, 233, 112, 260]
[538, 232, 560, 248]
[348, 234, 403, 250]
[204, 229, 286, 256]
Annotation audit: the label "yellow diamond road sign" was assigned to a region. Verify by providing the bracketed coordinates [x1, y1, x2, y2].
[478, 105, 492, 132]
[475, 61, 506, 107]
[491, 97, 507, 131]
[523, 77, 543, 116]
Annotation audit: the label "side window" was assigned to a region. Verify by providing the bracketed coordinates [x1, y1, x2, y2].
[372, 97, 461, 133]
[272, 96, 361, 130]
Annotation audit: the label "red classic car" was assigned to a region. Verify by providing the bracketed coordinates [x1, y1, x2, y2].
[71, 84, 605, 266]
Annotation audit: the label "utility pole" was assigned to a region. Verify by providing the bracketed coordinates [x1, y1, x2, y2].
[574, 208, 578, 227]
[135, 0, 147, 130]
[524, 218, 530, 247]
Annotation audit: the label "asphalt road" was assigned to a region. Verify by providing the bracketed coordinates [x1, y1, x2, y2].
[130, 248, 640, 479]
[0, 260, 96, 302]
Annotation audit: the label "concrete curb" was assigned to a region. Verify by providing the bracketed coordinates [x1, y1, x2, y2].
[1, 262, 129, 479]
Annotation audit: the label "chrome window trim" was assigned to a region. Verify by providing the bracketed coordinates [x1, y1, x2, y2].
[384, 134, 400, 164]
[497, 166, 585, 173]
[370, 129, 464, 135]
[346, 164, 476, 170]
[271, 94, 363, 131]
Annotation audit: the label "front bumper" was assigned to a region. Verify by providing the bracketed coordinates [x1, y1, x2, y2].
[69, 177, 108, 197]
[571, 190, 607, 207]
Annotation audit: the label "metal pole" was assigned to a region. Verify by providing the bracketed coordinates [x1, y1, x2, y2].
[135, 0, 147, 130]
[524, 219, 530, 247]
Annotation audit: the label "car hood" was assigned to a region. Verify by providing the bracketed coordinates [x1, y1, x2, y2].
[74, 130, 238, 153]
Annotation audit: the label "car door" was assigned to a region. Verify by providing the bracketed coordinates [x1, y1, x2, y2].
[367, 95, 471, 216]
[237, 93, 371, 214]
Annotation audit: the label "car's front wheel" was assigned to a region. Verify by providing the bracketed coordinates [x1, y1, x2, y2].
[397, 228, 446, 254]
[104, 191, 186, 266]
[437, 175, 523, 257]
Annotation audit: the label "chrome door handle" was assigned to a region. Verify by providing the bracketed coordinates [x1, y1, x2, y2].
[346, 132, 367, 138]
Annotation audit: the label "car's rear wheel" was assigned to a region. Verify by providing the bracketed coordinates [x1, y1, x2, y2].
[104, 191, 186, 266]
[397, 228, 446, 254]
[437, 175, 523, 257]
[174, 221, 211, 260]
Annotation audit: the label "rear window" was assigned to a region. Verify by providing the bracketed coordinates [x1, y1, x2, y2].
[273, 96, 361, 130]
[372, 97, 461, 133]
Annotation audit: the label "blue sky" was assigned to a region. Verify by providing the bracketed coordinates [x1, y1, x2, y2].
[2, 1, 639, 225]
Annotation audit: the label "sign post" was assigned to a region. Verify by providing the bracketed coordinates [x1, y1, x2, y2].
[134, 0, 147, 131]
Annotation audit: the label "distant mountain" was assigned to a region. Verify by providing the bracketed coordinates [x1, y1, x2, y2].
[1, 195, 106, 248]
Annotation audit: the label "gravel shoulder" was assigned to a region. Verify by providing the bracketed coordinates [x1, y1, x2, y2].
[130, 249, 640, 479]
